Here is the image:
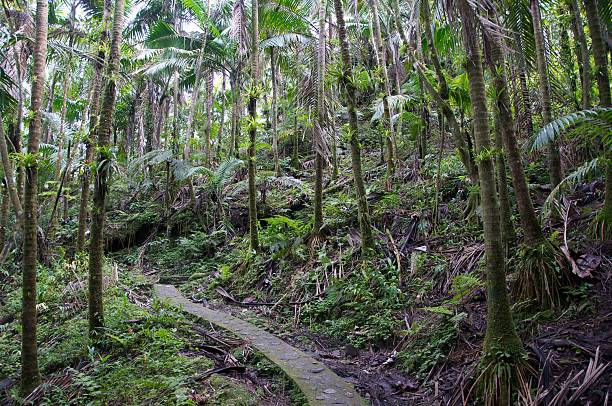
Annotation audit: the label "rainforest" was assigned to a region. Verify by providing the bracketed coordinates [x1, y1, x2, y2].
[0, 0, 610, 404]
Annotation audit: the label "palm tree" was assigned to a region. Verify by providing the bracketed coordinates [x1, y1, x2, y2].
[88, 0, 126, 334]
[247, 0, 261, 251]
[333, 0, 374, 254]
[366, 0, 394, 184]
[21, 0, 48, 395]
[568, 0, 591, 109]
[457, 1, 523, 403]
[531, 0, 562, 187]
[583, 0, 611, 235]
[0, 112, 22, 220]
[76, 0, 113, 253]
[313, 0, 326, 236]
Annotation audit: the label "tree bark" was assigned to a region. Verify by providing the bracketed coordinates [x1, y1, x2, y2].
[457, 4, 523, 403]
[333, 0, 374, 253]
[487, 23, 545, 245]
[271, 48, 281, 176]
[248, 0, 260, 251]
[568, 0, 591, 109]
[313, 1, 326, 235]
[531, 0, 562, 187]
[493, 114, 516, 250]
[76, 0, 113, 253]
[21, 0, 48, 395]
[88, 0, 125, 334]
[0, 112, 22, 219]
[367, 0, 395, 182]
[583, 0, 612, 227]
[0, 182, 8, 250]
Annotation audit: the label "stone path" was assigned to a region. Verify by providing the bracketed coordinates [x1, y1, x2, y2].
[154, 284, 367, 406]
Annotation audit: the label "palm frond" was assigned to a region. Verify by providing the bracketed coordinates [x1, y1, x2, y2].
[531, 108, 612, 152]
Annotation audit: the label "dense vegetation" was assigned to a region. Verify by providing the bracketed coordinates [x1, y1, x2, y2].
[0, 0, 610, 404]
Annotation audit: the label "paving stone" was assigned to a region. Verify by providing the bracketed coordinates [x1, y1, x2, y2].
[155, 284, 367, 406]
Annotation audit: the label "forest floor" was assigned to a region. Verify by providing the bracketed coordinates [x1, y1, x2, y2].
[1, 149, 611, 405]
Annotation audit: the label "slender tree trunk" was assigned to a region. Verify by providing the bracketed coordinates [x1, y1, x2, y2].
[21, 0, 48, 395]
[88, 0, 125, 334]
[458, 2, 523, 403]
[569, 0, 591, 109]
[247, 0, 260, 251]
[333, 0, 374, 253]
[0, 113, 22, 219]
[493, 114, 516, 249]
[422, 0, 448, 99]
[583, 0, 612, 227]
[0, 182, 8, 250]
[271, 48, 280, 176]
[185, 52, 204, 159]
[531, 0, 562, 187]
[512, 31, 534, 138]
[487, 26, 545, 245]
[313, 1, 326, 235]
[204, 70, 214, 165]
[217, 74, 227, 157]
[76, 0, 112, 253]
[367, 0, 394, 183]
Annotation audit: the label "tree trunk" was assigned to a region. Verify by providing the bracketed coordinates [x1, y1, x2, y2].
[487, 24, 545, 245]
[88, 0, 125, 335]
[271, 48, 280, 176]
[0, 112, 22, 219]
[313, 1, 326, 235]
[21, 0, 48, 395]
[217, 74, 227, 157]
[512, 31, 534, 138]
[367, 0, 394, 183]
[333, 0, 374, 253]
[76, 0, 113, 253]
[204, 69, 214, 165]
[185, 52, 204, 159]
[493, 114, 516, 250]
[568, 0, 591, 109]
[531, 0, 562, 187]
[583, 0, 612, 228]
[0, 182, 8, 250]
[458, 2, 523, 403]
[422, 0, 448, 100]
[248, 0, 260, 251]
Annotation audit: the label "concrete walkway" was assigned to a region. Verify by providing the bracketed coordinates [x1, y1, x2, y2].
[154, 284, 367, 405]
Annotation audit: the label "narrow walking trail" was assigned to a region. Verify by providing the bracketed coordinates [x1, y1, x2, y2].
[154, 284, 367, 405]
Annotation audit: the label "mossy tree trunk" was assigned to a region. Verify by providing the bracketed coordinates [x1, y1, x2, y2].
[486, 23, 545, 245]
[0, 112, 22, 220]
[568, 0, 591, 109]
[247, 0, 260, 251]
[313, 0, 326, 235]
[367, 0, 394, 184]
[457, 2, 523, 403]
[21, 0, 48, 395]
[333, 0, 375, 254]
[583, 0, 612, 229]
[0, 181, 8, 250]
[271, 47, 280, 176]
[531, 0, 562, 188]
[88, 0, 125, 335]
[493, 114, 516, 250]
[76, 0, 113, 253]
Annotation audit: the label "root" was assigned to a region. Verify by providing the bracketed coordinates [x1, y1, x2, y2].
[475, 351, 530, 406]
[512, 240, 568, 310]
